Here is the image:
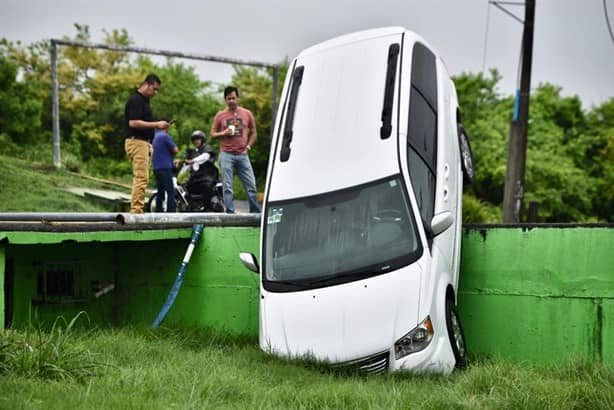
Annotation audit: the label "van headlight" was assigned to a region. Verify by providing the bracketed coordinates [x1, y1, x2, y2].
[394, 316, 434, 360]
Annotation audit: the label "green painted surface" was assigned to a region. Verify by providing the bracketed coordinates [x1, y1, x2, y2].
[459, 226, 613, 364]
[116, 227, 259, 334]
[1, 224, 612, 364]
[0, 245, 4, 329]
[0, 228, 191, 245]
[3, 227, 259, 334]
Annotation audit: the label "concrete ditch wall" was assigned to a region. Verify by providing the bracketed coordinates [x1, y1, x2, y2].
[1, 224, 612, 364]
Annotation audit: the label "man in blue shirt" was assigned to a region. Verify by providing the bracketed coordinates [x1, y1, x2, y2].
[152, 121, 179, 212]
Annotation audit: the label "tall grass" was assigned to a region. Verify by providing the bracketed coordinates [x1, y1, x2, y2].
[0, 324, 612, 409]
[0, 312, 104, 381]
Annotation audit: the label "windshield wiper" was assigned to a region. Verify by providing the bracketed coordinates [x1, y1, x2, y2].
[307, 268, 379, 286]
[262, 278, 311, 291]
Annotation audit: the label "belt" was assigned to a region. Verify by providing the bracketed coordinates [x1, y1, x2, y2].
[127, 136, 150, 142]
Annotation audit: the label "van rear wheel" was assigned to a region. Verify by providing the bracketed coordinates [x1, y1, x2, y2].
[445, 297, 467, 369]
[458, 125, 475, 185]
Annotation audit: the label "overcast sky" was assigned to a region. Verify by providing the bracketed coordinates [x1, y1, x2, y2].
[2, 0, 614, 108]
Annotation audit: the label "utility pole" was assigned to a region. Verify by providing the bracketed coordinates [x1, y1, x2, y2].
[502, 0, 535, 223]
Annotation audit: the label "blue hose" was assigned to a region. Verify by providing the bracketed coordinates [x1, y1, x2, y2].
[152, 224, 204, 329]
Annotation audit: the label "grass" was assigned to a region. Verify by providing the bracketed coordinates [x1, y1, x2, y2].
[0, 153, 261, 212]
[0, 322, 612, 409]
[0, 154, 130, 212]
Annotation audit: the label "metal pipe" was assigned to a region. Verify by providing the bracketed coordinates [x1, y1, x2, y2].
[0, 212, 261, 227]
[116, 213, 261, 226]
[0, 213, 120, 222]
[51, 41, 61, 168]
[50, 39, 277, 69]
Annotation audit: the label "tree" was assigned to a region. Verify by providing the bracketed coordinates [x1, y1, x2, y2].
[228, 62, 289, 179]
[0, 42, 44, 147]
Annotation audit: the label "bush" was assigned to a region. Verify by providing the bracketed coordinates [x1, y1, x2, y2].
[462, 193, 501, 223]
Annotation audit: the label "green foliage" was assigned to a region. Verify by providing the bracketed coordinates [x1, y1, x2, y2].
[1, 25, 612, 222]
[0, 41, 44, 145]
[454, 70, 614, 222]
[462, 193, 501, 223]
[229, 62, 289, 179]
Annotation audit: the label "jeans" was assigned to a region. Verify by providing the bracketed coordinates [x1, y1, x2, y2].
[125, 138, 152, 213]
[154, 168, 176, 212]
[219, 151, 260, 213]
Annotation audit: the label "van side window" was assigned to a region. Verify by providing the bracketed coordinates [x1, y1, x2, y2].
[406, 43, 437, 228]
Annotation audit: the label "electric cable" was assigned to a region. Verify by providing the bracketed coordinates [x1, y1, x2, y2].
[482, 0, 492, 74]
[604, 0, 614, 48]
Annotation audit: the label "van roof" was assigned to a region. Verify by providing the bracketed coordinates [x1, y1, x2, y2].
[269, 28, 410, 201]
[298, 27, 407, 58]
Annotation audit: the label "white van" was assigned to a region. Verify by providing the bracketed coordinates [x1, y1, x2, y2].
[241, 27, 474, 374]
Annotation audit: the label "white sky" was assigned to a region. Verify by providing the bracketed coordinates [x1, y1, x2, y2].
[2, 0, 614, 108]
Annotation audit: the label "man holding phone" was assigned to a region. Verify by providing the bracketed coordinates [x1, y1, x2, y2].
[124, 74, 169, 213]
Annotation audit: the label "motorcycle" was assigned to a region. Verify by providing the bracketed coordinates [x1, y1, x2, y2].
[147, 145, 224, 213]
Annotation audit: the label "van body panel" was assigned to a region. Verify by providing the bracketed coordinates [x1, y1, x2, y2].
[260, 262, 422, 362]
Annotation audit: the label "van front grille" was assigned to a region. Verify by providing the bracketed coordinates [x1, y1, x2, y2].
[334, 351, 389, 375]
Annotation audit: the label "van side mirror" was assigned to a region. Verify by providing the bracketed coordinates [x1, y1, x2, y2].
[430, 211, 453, 236]
[239, 252, 260, 274]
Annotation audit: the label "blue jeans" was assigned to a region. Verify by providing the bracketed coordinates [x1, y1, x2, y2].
[219, 151, 260, 213]
[154, 168, 176, 212]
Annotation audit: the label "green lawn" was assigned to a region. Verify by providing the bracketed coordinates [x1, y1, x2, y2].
[0, 154, 260, 212]
[0, 155, 130, 212]
[0, 322, 612, 409]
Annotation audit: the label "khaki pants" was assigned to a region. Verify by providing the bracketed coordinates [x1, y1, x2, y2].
[125, 138, 152, 213]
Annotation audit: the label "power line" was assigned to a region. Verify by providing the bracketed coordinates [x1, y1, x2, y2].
[482, 0, 492, 73]
[489, 0, 525, 24]
[604, 0, 614, 48]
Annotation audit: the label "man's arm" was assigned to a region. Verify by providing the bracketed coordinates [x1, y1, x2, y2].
[129, 119, 168, 130]
[246, 112, 257, 150]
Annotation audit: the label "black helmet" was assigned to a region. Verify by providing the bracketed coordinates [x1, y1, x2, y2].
[191, 130, 206, 141]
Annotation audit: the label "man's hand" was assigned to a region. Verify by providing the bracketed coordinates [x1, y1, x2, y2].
[155, 120, 170, 129]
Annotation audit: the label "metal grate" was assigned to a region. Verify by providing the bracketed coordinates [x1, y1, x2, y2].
[335, 350, 389, 375]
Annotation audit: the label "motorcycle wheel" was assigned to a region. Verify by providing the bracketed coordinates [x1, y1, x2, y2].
[147, 192, 183, 212]
[146, 193, 159, 212]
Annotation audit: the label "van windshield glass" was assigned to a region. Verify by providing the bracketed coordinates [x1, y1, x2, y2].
[263, 175, 422, 291]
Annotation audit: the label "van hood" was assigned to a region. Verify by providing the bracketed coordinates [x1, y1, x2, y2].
[259, 263, 422, 363]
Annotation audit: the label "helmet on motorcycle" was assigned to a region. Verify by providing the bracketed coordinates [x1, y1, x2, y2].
[191, 130, 206, 142]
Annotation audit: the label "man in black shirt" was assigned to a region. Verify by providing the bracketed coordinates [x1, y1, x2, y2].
[124, 74, 169, 213]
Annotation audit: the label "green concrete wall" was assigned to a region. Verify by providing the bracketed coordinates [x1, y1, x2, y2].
[459, 226, 613, 364]
[1, 227, 260, 334]
[1, 224, 612, 364]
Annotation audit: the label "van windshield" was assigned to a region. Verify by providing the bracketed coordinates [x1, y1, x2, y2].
[262, 175, 422, 292]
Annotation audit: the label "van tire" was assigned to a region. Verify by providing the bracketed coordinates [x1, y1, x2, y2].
[445, 297, 468, 369]
[458, 125, 475, 185]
